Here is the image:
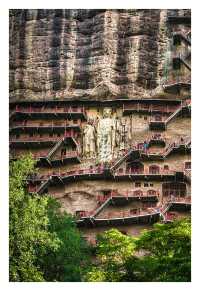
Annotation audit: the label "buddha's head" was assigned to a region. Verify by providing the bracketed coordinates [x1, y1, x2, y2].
[103, 108, 112, 118]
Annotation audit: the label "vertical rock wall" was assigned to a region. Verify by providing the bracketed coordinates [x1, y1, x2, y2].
[9, 9, 180, 101]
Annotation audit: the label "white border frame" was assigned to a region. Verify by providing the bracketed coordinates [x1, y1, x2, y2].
[0, 1, 198, 290]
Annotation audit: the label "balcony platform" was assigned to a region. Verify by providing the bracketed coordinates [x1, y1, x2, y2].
[77, 212, 160, 227]
[10, 124, 81, 134]
[10, 107, 87, 121]
[9, 136, 78, 149]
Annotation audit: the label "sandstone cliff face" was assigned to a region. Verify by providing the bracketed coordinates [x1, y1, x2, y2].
[9, 9, 189, 101]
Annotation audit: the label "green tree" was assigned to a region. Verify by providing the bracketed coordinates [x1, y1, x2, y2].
[9, 155, 90, 282]
[85, 219, 191, 282]
[124, 218, 191, 282]
[9, 155, 58, 281]
[36, 198, 91, 282]
[85, 229, 136, 282]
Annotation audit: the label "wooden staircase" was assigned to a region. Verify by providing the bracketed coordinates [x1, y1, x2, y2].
[164, 105, 183, 125]
[37, 178, 51, 195]
[173, 31, 191, 45]
[93, 197, 112, 218]
[149, 101, 191, 130]
[47, 138, 64, 160]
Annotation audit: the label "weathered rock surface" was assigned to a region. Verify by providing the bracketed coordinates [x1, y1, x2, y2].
[9, 9, 190, 101]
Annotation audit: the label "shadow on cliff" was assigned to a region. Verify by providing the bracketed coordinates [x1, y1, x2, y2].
[136, 10, 161, 91]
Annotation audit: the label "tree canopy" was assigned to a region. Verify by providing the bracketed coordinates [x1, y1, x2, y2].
[9, 155, 90, 282]
[86, 219, 191, 282]
[85, 228, 136, 282]
[131, 219, 191, 282]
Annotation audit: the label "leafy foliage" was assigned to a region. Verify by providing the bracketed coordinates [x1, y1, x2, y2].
[127, 219, 191, 282]
[9, 155, 52, 281]
[36, 198, 91, 282]
[9, 155, 90, 281]
[85, 229, 136, 282]
[85, 220, 191, 282]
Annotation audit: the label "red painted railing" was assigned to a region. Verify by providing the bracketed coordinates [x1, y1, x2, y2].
[28, 165, 105, 183]
[13, 105, 86, 115]
[10, 131, 78, 143]
[132, 136, 190, 155]
[97, 189, 160, 203]
[10, 136, 61, 143]
[164, 212, 177, 221]
[77, 208, 158, 220]
[123, 103, 180, 113]
[28, 185, 38, 192]
[114, 167, 174, 176]
[159, 196, 191, 214]
[12, 120, 81, 128]
[78, 210, 95, 218]
[32, 151, 50, 158]
[53, 151, 79, 160]
[11, 150, 79, 161]
[97, 208, 157, 219]
[163, 196, 191, 204]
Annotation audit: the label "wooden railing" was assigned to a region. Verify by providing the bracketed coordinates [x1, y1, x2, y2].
[10, 131, 79, 143]
[163, 196, 191, 204]
[96, 208, 158, 219]
[109, 136, 190, 173]
[28, 184, 38, 193]
[115, 167, 173, 176]
[123, 103, 180, 113]
[149, 104, 182, 123]
[159, 196, 191, 218]
[31, 151, 50, 158]
[97, 190, 160, 203]
[53, 151, 79, 160]
[10, 136, 60, 143]
[12, 105, 86, 115]
[44, 166, 105, 179]
[77, 207, 159, 220]
[10, 149, 80, 162]
[11, 120, 81, 128]
[163, 212, 177, 221]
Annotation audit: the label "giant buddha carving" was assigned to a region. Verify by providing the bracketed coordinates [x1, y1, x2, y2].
[97, 108, 116, 162]
[82, 107, 132, 162]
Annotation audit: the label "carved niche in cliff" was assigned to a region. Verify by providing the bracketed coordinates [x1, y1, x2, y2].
[97, 108, 116, 162]
[82, 107, 132, 162]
